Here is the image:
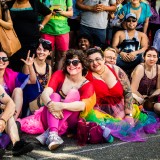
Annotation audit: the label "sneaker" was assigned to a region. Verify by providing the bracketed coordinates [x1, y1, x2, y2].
[0, 148, 5, 159]
[46, 132, 63, 150]
[36, 129, 49, 145]
[12, 139, 34, 156]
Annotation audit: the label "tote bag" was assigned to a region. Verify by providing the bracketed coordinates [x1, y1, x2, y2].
[0, 25, 21, 57]
[0, 3, 21, 57]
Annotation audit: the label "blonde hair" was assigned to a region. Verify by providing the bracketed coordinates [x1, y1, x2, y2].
[104, 47, 117, 54]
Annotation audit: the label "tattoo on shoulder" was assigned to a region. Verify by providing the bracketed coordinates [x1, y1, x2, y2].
[0, 93, 5, 99]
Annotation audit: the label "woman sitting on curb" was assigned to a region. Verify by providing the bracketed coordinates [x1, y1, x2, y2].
[0, 85, 33, 158]
[85, 47, 160, 142]
[18, 49, 96, 150]
[0, 50, 36, 120]
[131, 46, 160, 113]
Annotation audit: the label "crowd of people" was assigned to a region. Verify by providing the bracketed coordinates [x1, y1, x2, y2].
[0, 0, 160, 158]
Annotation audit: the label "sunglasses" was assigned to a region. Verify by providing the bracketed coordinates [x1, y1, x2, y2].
[0, 57, 9, 62]
[39, 38, 52, 45]
[126, 18, 137, 23]
[66, 59, 81, 66]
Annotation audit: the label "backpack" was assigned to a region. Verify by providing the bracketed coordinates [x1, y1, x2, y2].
[77, 118, 104, 146]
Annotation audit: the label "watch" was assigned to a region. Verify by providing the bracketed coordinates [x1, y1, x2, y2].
[125, 113, 133, 117]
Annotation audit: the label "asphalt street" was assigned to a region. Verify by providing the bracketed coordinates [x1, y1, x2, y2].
[3, 130, 160, 160]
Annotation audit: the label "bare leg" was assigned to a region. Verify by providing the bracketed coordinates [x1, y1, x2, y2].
[5, 116, 20, 145]
[154, 103, 160, 114]
[54, 50, 66, 71]
[12, 88, 23, 120]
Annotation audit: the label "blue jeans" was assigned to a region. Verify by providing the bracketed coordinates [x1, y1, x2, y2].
[116, 54, 143, 76]
[80, 25, 106, 48]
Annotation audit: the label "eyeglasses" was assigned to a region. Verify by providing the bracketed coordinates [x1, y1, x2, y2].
[0, 57, 9, 62]
[39, 38, 52, 44]
[105, 56, 116, 60]
[66, 59, 81, 66]
[126, 18, 137, 23]
[88, 57, 103, 64]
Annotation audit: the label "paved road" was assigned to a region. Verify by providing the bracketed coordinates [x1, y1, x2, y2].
[3, 131, 160, 160]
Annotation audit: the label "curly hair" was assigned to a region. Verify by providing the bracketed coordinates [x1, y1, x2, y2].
[63, 49, 88, 76]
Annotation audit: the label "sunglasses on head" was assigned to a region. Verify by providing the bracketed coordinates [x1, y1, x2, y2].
[39, 38, 52, 45]
[126, 18, 137, 23]
[0, 57, 9, 62]
[66, 59, 81, 66]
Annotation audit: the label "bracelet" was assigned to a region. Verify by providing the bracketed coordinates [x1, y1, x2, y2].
[39, 24, 44, 29]
[125, 113, 133, 117]
[0, 118, 6, 125]
[46, 100, 52, 106]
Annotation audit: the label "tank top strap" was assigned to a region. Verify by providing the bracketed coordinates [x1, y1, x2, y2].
[33, 63, 38, 74]
[46, 63, 49, 75]
[134, 31, 139, 41]
[107, 65, 119, 80]
[125, 30, 129, 39]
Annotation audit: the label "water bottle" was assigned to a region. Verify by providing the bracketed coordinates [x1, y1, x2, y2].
[101, 126, 114, 143]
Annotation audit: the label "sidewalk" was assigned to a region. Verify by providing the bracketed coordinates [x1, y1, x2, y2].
[3, 130, 160, 160]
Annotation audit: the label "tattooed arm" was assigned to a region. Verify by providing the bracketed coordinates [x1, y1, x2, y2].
[0, 85, 15, 132]
[114, 65, 133, 113]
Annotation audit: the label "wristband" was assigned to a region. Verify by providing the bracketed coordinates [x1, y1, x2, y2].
[125, 113, 133, 117]
[39, 24, 44, 29]
[46, 100, 52, 106]
[0, 118, 6, 125]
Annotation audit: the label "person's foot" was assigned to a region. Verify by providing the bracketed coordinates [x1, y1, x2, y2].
[0, 148, 5, 158]
[12, 139, 34, 156]
[46, 132, 63, 150]
[36, 129, 49, 145]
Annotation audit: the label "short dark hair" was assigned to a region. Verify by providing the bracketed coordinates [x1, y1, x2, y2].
[63, 49, 88, 76]
[86, 47, 104, 58]
[77, 34, 93, 48]
[38, 38, 52, 51]
[143, 46, 159, 58]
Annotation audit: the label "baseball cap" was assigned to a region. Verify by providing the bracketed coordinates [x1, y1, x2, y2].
[125, 13, 137, 20]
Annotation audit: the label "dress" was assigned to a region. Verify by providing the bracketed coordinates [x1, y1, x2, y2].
[7, 0, 51, 72]
[33, 63, 49, 89]
[153, 29, 160, 53]
[85, 65, 160, 142]
[138, 64, 158, 96]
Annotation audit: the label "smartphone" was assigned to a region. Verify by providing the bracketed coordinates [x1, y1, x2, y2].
[53, 9, 60, 12]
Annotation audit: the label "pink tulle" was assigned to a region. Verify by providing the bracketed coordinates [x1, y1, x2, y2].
[17, 107, 44, 134]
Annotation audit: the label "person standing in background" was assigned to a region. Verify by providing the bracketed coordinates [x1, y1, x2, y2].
[41, 0, 73, 72]
[76, 0, 116, 49]
[6, 0, 52, 72]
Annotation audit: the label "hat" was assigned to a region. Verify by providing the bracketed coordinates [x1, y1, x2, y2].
[125, 13, 137, 20]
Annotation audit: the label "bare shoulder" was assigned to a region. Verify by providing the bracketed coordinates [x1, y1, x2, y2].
[114, 30, 124, 37]
[138, 31, 148, 39]
[157, 64, 160, 74]
[131, 63, 144, 78]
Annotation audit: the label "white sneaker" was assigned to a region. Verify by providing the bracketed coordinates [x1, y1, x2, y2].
[46, 132, 64, 150]
[36, 129, 49, 145]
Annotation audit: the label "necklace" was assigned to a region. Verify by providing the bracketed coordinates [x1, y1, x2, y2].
[131, 4, 141, 10]
[97, 67, 105, 78]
